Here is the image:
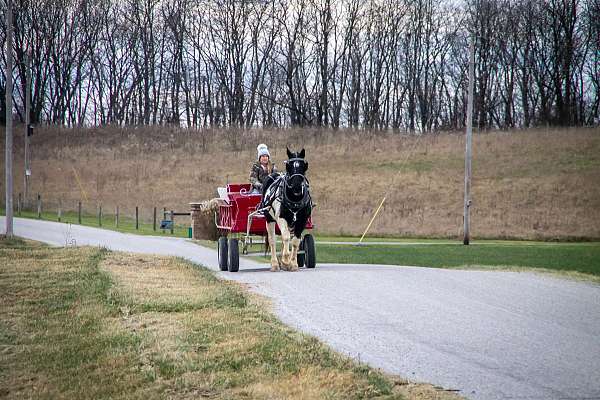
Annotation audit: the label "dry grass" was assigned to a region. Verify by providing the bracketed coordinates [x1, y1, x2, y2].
[2, 125, 599, 239]
[0, 238, 464, 399]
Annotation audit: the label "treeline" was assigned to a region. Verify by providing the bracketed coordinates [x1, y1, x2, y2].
[0, 0, 598, 131]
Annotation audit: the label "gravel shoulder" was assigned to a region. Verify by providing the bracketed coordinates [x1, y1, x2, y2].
[2, 217, 600, 400]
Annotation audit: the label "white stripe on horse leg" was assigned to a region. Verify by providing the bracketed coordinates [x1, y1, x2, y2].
[277, 217, 292, 270]
[267, 221, 279, 271]
[290, 235, 301, 271]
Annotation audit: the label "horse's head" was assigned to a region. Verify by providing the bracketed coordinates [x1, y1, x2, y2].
[285, 147, 309, 197]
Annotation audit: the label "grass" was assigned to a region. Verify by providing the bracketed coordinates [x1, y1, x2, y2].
[239, 235, 600, 280]
[2, 207, 191, 238]
[0, 237, 464, 399]
[0, 240, 143, 399]
[4, 208, 597, 281]
[313, 242, 600, 278]
[2, 125, 599, 240]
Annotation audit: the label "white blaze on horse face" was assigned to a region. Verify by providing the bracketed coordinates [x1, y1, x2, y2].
[294, 161, 300, 169]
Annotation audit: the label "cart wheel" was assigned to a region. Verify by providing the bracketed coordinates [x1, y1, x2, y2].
[296, 237, 305, 268]
[228, 238, 240, 272]
[218, 237, 228, 271]
[304, 234, 316, 269]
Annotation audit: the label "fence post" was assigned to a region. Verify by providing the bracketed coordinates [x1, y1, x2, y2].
[170, 210, 174, 235]
[58, 199, 62, 222]
[135, 206, 139, 230]
[37, 193, 41, 219]
[78, 201, 82, 224]
[153, 207, 157, 231]
[116, 206, 119, 228]
[162, 207, 166, 232]
[98, 203, 102, 227]
[17, 193, 21, 216]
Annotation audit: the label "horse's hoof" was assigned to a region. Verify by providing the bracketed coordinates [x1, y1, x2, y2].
[290, 264, 299, 272]
[270, 262, 280, 272]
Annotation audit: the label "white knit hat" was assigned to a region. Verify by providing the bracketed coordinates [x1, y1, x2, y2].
[257, 143, 270, 160]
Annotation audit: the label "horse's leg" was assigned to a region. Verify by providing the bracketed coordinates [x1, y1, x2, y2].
[289, 234, 301, 271]
[277, 217, 292, 270]
[267, 222, 279, 271]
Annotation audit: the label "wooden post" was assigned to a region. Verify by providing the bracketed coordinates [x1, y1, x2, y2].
[162, 207, 166, 232]
[17, 193, 21, 216]
[4, 0, 14, 237]
[37, 193, 41, 219]
[170, 210, 174, 235]
[153, 207, 157, 231]
[135, 206, 139, 230]
[58, 199, 62, 222]
[78, 201, 82, 224]
[463, 36, 475, 245]
[98, 204, 102, 227]
[116, 206, 119, 228]
[24, 50, 31, 199]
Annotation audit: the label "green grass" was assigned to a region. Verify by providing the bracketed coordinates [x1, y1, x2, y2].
[0, 241, 146, 398]
[316, 235, 458, 243]
[1, 238, 421, 399]
[314, 242, 600, 277]
[2, 207, 191, 237]
[6, 207, 597, 280]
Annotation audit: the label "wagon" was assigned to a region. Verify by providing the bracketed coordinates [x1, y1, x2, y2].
[214, 183, 316, 272]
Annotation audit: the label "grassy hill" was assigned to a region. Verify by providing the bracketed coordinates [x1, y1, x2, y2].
[2, 125, 599, 240]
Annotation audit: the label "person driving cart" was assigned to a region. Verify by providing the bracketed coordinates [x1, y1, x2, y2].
[249, 143, 278, 194]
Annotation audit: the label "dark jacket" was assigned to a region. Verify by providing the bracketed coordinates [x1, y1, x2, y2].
[249, 161, 277, 190]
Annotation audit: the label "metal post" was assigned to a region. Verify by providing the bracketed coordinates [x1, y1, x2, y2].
[58, 199, 62, 222]
[24, 50, 31, 200]
[78, 201, 82, 224]
[17, 193, 21, 216]
[463, 36, 475, 245]
[153, 207, 157, 231]
[116, 206, 119, 228]
[4, 0, 14, 237]
[170, 210, 174, 235]
[98, 204, 102, 227]
[135, 206, 139, 230]
[37, 193, 41, 219]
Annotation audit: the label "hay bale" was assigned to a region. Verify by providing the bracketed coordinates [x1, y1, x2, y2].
[190, 199, 222, 241]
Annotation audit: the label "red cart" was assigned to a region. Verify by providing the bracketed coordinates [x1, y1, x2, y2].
[215, 183, 316, 272]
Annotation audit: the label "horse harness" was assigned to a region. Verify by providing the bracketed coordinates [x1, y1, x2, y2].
[261, 166, 311, 225]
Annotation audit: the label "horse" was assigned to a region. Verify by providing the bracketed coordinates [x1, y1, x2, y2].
[261, 148, 312, 271]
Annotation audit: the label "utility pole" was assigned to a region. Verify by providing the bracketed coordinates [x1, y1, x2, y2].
[24, 50, 31, 200]
[5, 0, 14, 237]
[463, 35, 475, 245]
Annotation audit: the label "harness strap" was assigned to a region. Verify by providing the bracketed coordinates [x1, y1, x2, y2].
[261, 173, 312, 227]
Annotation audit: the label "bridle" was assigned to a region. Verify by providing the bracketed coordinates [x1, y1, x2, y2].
[281, 157, 311, 223]
[284, 157, 309, 194]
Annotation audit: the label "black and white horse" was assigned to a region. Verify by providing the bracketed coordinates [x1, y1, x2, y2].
[262, 148, 311, 271]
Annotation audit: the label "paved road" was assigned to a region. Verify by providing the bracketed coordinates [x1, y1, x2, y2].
[2, 217, 600, 400]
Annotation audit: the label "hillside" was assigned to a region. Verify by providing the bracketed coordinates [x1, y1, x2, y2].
[2, 126, 599, 240]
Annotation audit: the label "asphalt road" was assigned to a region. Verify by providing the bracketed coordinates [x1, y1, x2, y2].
[2, 217, 599, 400]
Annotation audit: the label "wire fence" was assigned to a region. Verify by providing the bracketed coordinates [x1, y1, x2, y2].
[6, 193, 192, 238]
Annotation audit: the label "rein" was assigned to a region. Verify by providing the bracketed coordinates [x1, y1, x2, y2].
[262, 155, 311, 225]
[281, 160, 311, 223]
